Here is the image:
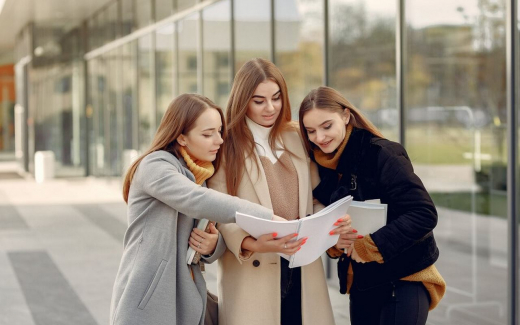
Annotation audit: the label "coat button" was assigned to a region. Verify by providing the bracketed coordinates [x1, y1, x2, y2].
[253, 260, 260, 267]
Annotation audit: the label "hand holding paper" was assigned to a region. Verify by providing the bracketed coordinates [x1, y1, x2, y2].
[236, 195, 354, 268]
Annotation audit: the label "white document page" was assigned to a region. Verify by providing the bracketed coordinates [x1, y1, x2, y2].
[348, 200, 387, 236]
[290, 195, 353, 268]
[235, 195, 353, 268]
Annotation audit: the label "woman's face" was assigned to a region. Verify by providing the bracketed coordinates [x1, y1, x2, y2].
[177, 108, 224, 162]
[302, 107, 349, 154]
[246, 80, 282, 127]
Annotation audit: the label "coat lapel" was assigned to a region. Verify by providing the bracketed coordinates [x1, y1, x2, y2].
[281, 132, 310, 218]
[244, 151, 273, 210]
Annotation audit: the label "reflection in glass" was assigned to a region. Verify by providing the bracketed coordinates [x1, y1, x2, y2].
[107, 49, 122, 176]
[138, 34, 155, 153]
[177, 0, 196, 12]
[203, 1, 231, 108]
[121, 0, 136, 36]
[155, 0, 174, 21]
[329, 0, 397, 141]
[122, 42, 138, 151]
[107, 2, 119, 43]
[156, 24, 176, 120]
[136, 0, 153, 29]
[275, 0, 323, 118]
[178, 14, 199, 94]
[405, 1, 507, 324]
[234, 0, 271, 71]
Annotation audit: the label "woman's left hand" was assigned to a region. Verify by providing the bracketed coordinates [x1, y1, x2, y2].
[189, 222, 219, 256]
[347, 244, 367, 263]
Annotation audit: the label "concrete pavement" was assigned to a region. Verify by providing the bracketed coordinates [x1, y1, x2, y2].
[0, 161, 511, 324]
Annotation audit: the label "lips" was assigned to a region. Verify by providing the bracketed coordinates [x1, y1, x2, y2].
[263, 114, 276, 119]
[319, 139, 333, 147]
[209, 148, 219, 154]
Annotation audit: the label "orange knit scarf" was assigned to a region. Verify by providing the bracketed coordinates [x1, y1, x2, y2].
[179, 147, 215, 185]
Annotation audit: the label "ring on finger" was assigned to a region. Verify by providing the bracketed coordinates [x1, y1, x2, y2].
[284, 243, 287, 249]
[198, 242, 201, 248]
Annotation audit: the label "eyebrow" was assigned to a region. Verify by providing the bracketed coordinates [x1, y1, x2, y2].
[252, 90, 281, 99]
[305, 120, 333, 129]
[202, 127, 220, 132]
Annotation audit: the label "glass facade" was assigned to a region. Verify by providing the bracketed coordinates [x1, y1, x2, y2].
[12, 0, 520, 323]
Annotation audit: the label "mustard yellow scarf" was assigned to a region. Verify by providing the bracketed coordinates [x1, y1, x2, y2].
[179, 147, 215, 185]
[313, 124, 353, 170]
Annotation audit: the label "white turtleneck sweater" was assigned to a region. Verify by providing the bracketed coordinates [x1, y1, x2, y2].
[245, 117, 284, 164]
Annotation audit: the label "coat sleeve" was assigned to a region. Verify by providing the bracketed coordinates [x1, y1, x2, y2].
[370, 144, 438, 263]
[137, 152, 273, 224]
[202, 233, 226, 264]
[207, 165, 255, 263]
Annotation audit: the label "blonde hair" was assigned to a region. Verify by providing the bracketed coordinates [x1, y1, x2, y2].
[298, 86, 384, 153]
[223, 58, 294, 196]
[122, 94, 226, 203]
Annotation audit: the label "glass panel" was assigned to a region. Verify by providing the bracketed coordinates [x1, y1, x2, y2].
[178, 14, 199, 94]
[275, 0, 324, 118]
[156, 24, 176, 121]
[234, 0, 271, 71]
[0, 64, 15, 155]
[96, 55, 108, 175]
[138, 34, 155, 152]
[177, 0, 196, 12]
[405, 1, 507, 324]
[156, 0, 174, 21]
[136, 0, 153, 29]
[107, 1, 119, 42]
[329, 0, 398, 141]
[121, 0, 136, 36]
[98, 9, 109, 47]
[122, 41, 138, 151]
[203, 0, 231, 108]
[106, 49, 122, 176]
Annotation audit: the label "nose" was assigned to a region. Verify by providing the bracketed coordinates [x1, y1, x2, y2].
[265, 100, 275, 113]
[316, 130, 326, 143]
[216, 132, 224, 145]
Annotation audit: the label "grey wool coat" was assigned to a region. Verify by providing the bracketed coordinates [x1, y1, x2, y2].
[110, 151, 273, 325]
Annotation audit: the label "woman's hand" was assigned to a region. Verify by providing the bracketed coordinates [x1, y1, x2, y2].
[347, 244, 367, 263]
[189, 222, 219, 256]
[329, 214, 352, 236]
[335, 232, 364, 250]
[243, 232, 307, 255]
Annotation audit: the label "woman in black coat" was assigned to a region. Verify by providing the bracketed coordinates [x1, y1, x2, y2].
[298, 86, 445, 325]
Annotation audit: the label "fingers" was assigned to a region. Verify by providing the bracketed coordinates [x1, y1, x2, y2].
[279, 233, 299, 243]
[191, 230, 206, 243]
[207, 222, 218, 234]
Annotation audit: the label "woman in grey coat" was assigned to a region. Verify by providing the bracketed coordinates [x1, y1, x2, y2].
[110, 94, 299, 325]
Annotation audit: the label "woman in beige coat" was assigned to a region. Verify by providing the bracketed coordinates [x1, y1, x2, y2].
[208, 58, 349, 325]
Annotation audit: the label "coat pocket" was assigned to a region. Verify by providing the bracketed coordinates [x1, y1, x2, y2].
[137, 259, 168, 310]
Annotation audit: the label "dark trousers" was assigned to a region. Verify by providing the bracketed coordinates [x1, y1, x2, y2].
[280, 258, 302, 325]
[350, 280, 430, 325]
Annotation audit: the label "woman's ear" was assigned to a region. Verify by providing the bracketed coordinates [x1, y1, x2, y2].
[176, 135, 186, 147]
[343, 108, 351, 125]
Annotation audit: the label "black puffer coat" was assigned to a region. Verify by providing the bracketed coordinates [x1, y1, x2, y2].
[312, 127, 439, 292]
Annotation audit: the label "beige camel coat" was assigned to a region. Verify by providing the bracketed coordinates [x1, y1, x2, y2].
[208, 129, 335, 325]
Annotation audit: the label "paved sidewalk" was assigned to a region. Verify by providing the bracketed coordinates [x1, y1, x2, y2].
[0, 164, 350, 325]
[1, 162, 510, 325]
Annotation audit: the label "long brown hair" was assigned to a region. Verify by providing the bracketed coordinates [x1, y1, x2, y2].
[298, 86, 384, 153]
[122, 94, 226, 203]
[224, 58, 294, 196]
